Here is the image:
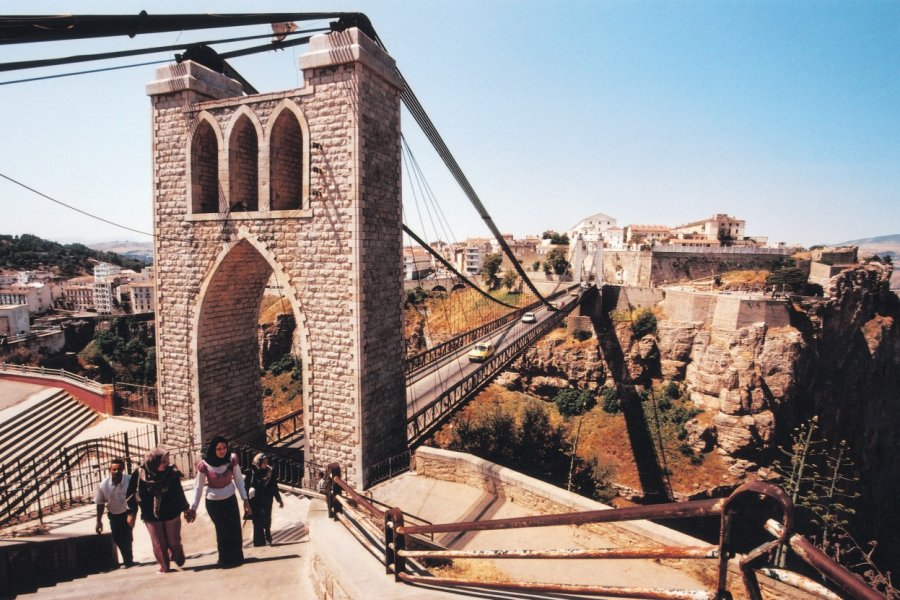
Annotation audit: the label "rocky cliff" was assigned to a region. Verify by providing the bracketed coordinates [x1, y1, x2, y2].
[514, 263, 899, 568]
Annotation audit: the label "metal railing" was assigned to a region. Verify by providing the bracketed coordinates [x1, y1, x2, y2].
[113, 381, 158, 419]
[264, 408, 304, 445]
[406, 298, 578, 447]
[0, 362, 105, 394]
[324, 469, 880, 600]
[404, 288, 573, 380]
[363, 450, 412, 488]
[0, 424, 158, 527]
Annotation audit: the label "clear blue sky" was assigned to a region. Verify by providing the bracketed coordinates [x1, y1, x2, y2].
[1, 1, 897, 248]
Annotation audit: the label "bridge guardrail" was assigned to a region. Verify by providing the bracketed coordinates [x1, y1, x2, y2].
[406, 297, 578, 447]
[404, 287, 574, 381]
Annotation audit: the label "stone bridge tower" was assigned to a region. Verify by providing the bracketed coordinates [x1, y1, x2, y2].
[147, 28, 406, 487]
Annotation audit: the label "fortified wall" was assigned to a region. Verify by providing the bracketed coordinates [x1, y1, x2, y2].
[602, 249, 797, 287]
[149, 28, 407, 486]
[599, 285, 789, 331]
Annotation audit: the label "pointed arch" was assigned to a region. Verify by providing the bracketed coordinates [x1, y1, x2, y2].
[189, 111, 224, 214]
[225, 106, 264, 212]
[265, 99, 310, 212]
[191, 231, 310, 446]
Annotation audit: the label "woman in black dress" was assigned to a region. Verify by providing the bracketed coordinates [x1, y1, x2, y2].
[245, 453, 283, 546]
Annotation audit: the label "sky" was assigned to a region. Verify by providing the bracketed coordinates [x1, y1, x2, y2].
[0, 1, 898, 249]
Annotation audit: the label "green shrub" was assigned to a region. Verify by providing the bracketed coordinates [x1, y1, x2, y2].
[631, 308, 657, 338]
[572, 329, 592, 341]
[269, 354, 300, 376]
[690, 454, 705, 465]
[600, 387, 620, 414]
[663, 381, 680, 400]
[554, 388, 596, 418]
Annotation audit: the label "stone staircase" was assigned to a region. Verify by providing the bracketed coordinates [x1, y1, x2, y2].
[0, 388, 98, 525]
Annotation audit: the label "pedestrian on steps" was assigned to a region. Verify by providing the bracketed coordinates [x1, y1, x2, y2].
[94, 457, 134, 568]
[186, 436, 251, 567]
[245, 453, 283, 546]
[126, 448, 191, 574]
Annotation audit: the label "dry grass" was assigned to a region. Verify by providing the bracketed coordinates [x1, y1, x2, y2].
[259, 294, 292, 324]
[446, 380, 735, 500]
[260, 369, 302, 422]
[405, 287, 536, 348]
[429, 560, 511, 583]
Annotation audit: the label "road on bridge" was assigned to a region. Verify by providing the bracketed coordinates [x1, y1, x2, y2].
[405, 302, 560, 419]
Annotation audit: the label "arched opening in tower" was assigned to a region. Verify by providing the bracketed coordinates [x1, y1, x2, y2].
[269, 111, 303, 211]
[195, 240, 302, 452]
[228, 115, 259, 212]
[191, 120, 219, 213]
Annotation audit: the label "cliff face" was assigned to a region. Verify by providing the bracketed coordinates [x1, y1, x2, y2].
[514, 264, 899, 564]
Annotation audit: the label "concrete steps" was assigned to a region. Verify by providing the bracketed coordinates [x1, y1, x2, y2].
[0, 389, 98, 524]
[0, 389, 97, 469]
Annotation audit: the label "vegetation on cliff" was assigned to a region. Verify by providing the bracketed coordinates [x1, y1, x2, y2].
[0, 233, 146, 276]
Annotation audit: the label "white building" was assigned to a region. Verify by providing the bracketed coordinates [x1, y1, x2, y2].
[129, 282, 155, 314]
[568, 212, 618, 250]
[94, 262, 123, 280]
[455, 245, 485, 276]
[0, 304, 29, 337]
[93, 280, 115, 315]
[0, 283, 53, 314]
[671, 214, 745, 242]
[403, 247, 435, 280]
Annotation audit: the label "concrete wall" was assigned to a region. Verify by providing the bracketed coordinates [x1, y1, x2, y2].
[808, 261, 847, 286]
[602, 250, 652, 286]
[149, 28, 406, 486]
[601, 284, 665, 313]
[412, 447, 818, 600]
[661, 290, 790, 330]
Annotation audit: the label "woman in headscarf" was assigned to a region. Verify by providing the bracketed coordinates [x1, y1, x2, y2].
[186, 435, 251, 567]
[126, 448, 190, 574]
[245, 453, 284, 546]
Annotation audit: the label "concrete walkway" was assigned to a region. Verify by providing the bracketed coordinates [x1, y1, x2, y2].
[11, 482, 315, 599]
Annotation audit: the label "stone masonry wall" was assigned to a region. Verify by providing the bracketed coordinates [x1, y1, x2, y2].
[149, 30, 406, 487]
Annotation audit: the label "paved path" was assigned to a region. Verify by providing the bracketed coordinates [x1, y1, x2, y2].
[12, 483, 315, 599]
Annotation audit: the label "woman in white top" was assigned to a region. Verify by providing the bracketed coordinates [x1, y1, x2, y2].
[186, 436, 251, 567]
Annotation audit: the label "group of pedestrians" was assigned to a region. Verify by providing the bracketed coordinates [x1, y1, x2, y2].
[94, 436, 285, 574]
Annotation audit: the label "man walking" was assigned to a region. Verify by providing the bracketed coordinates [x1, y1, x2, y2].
[95, 457, 135, 567]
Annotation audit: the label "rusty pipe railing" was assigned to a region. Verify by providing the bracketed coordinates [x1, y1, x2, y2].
[764, 520, 882, 600]
[325, 471, 881, 600]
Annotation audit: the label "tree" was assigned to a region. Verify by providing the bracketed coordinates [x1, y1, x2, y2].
[481, 253, 503, 289]
[544, 248, 570, 276]
[766, 267, 807, 293]
[501, 270, 518, 292]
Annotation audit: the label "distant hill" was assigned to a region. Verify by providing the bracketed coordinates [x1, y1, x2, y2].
[0, 233, 148, 277]
[837, 233, 900, 247]
[835, 234, 899, 291]
[88, 241, 153, 264]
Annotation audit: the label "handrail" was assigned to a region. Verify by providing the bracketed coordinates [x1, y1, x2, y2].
[326, 473, 879, 600]
[0, 362, 105, 394]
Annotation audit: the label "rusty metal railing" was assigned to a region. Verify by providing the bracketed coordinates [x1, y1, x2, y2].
[324, 468, 880, 600]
